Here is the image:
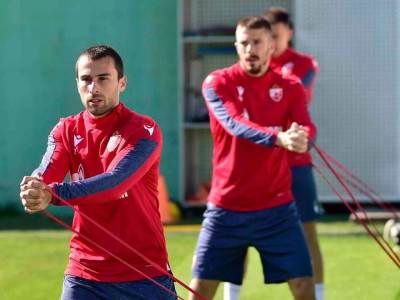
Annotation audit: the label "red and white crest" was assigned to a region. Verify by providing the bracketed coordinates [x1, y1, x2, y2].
[107, 132, 122, 152]
[269, 85, 283, 102]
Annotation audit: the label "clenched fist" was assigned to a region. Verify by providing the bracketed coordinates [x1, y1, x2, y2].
[20, 176, 52, 214]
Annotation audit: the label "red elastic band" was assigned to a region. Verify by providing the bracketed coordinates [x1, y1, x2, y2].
[312, 143, 400, 268]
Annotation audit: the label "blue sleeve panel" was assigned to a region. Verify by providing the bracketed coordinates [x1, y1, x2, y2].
[204, 87, 276, 146]
[301, 70, 316, 88]
[32, 135, 56, 177]
[54, 138, 157, 201]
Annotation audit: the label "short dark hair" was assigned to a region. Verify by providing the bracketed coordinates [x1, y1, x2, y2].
[76, 45, 124, 79]
[264, 7, 294, 29]
[236, 16, 272, 33]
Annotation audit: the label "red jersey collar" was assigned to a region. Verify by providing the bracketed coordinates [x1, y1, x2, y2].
[234, 62, 273, 82]
[84, 102, 124, 127]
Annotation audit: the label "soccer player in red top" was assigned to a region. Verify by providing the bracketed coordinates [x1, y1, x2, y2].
[225, 9, 323, 300]
[19, 45, 177, 300]
[189, 16, 317, 300]
[267, 7, 324, 300]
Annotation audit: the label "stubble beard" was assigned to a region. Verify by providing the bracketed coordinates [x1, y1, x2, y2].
[245, 58, 268, 76]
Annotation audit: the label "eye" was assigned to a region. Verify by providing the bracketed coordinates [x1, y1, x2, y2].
[80, 76, 91, 83]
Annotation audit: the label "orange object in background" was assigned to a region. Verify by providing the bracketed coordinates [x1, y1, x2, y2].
[186, 181, 211, 204]
[158, 175, 177, 224]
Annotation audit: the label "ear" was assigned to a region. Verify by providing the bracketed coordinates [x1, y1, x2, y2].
[119, 76, 128, 92]
[288, 29, 294, 41]
[269, 38, 276, 55]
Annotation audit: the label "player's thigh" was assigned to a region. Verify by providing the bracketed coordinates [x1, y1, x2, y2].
[291, 165, 320, 222]
[251, 202, 313, 283]
[192, 204, 251, 284]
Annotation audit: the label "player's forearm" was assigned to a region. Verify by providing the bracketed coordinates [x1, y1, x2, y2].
[223, 116, 279, 146]
[204, 86, 279, 147]
[51, 139, 161, 205]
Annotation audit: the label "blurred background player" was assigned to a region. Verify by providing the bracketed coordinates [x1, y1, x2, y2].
[267, 7, 324, 300]
[224, 8, 324, 300]
[189, 16, 317, 300]
[19, 45, 176, 300]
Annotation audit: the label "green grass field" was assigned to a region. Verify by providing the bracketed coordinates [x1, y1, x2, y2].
[0, 215, 399, 300]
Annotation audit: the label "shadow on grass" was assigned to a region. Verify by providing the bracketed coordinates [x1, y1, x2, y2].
[0, 204, 384, 231]
[0, 205, 73, 230]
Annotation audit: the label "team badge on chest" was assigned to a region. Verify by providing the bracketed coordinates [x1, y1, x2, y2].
[107, 132, 122, 152]
[269, 84, 283, 102]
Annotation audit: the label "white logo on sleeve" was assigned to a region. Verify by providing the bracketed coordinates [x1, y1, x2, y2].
[205, 75, 214, 84]
[119, 192, 129, 199]
[144, 124, 154, 136]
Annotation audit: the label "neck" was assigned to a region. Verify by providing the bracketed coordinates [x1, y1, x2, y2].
[89, 111, 111, 119]
[272, 47, 289, 58]
[240, 59, 270, 77]
[87, 103, 120, 119]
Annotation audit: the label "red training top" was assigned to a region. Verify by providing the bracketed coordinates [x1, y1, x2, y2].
[271, 48, 319, 167]
[33, 103, 169, 282]
[202, 63, 316, 212]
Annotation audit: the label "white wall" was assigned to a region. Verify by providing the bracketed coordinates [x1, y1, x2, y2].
[295, 0, 400, 202]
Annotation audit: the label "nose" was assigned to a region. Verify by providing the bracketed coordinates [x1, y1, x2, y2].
[88, 82, 97, 94]
[244, 43, 254, 54]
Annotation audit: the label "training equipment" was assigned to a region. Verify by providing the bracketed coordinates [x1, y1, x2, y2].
[158, 175, 177, 224]
[384, 219, 400, 246]
[313, 143, 400, 267]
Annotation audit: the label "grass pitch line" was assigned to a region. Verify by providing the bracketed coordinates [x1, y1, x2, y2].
[164, 224, 201, 233]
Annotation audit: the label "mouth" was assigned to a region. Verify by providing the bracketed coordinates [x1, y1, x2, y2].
[245, 55, 259, 63]
[88, 97, 104, 104]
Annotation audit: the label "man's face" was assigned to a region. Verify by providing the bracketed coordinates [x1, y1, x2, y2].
[76, 55, 127, 118]
[271, 22, 293, 57]
[235, 26, 274, 76]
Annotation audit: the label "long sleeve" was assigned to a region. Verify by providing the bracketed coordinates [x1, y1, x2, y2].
[300, 58, 319, 104]
[51, 124, 162, 206]
[32, 120, 70, 184]
[289, 82, 317, 140]
[202, 74, 279, 146]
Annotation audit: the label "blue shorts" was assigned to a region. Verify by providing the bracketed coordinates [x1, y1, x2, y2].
[291, 165, 321, 222]
[61, 274, 177, 300]
[192, 202, 312, 284]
